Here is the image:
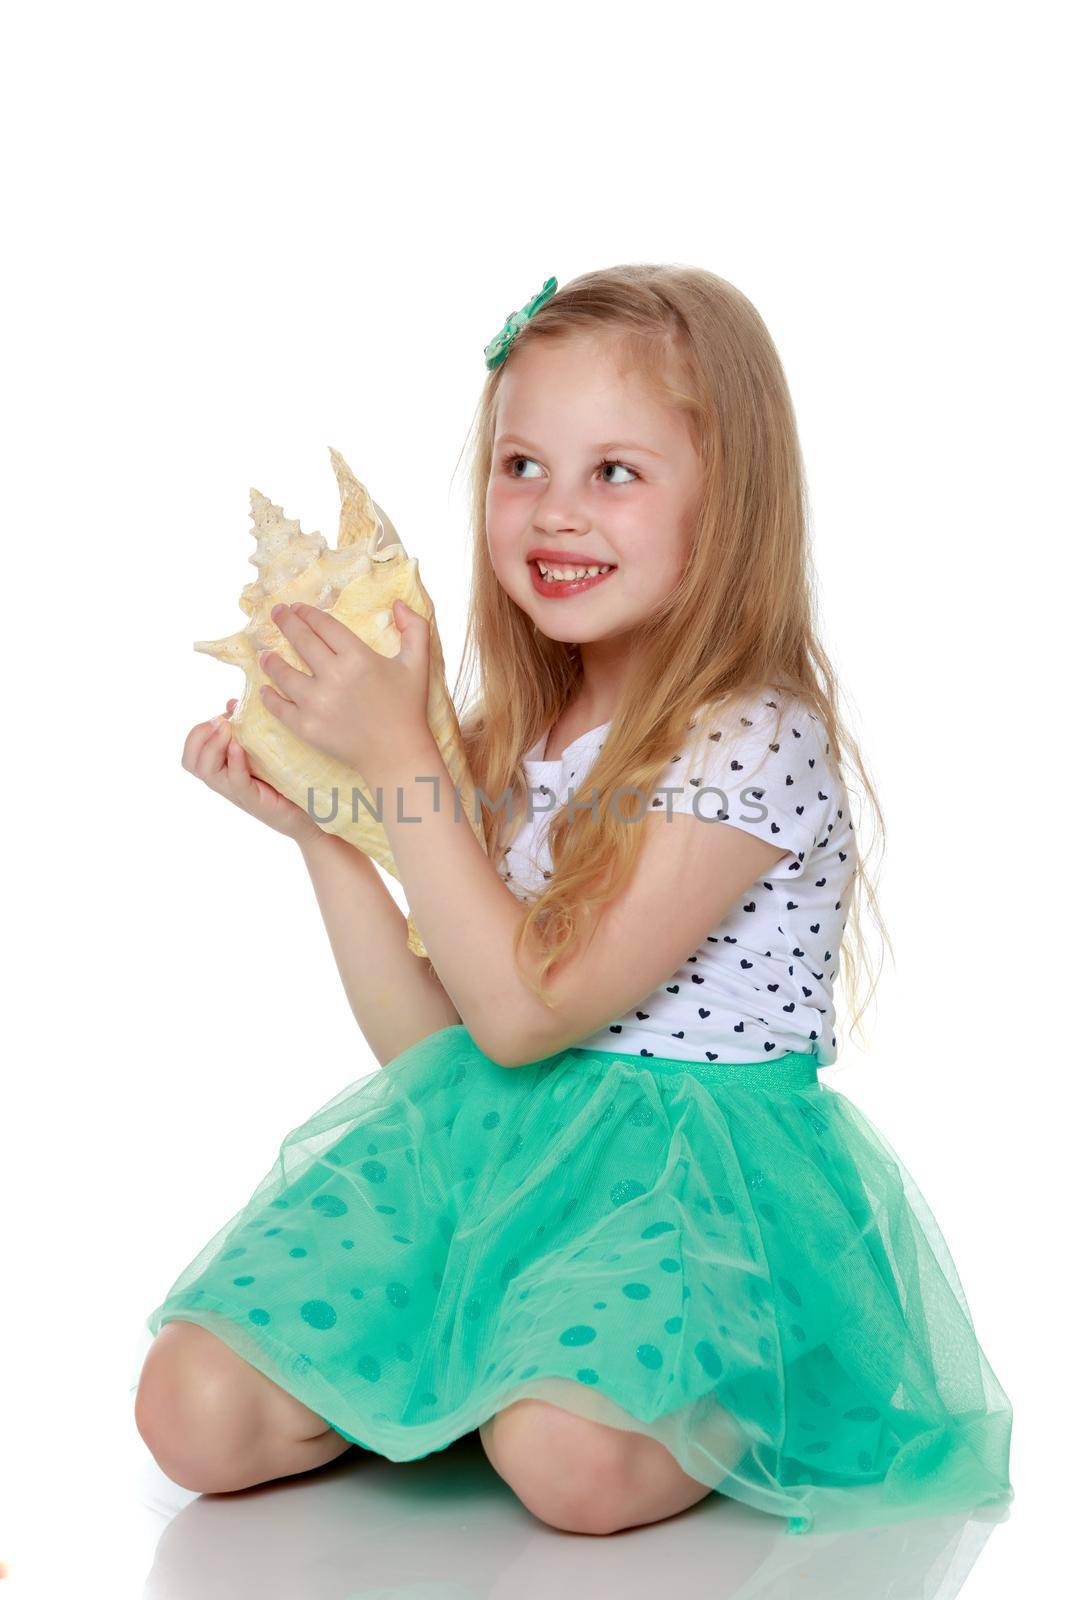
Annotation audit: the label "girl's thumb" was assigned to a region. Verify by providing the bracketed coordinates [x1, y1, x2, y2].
[394, 598, 427, 657]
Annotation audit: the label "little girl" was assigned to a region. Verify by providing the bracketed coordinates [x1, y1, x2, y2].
[136, 265, 1014, 1539]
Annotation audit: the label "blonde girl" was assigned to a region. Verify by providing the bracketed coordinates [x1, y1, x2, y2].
[135, 265, 1013, 1539]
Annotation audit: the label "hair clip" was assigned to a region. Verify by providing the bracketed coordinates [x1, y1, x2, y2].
[483, 276, 558, 370]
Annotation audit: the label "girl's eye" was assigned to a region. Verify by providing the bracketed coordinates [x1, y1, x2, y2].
[503, 453, 545, 481]
[600, 460, 638, 485]
[501, 452, 639, 485]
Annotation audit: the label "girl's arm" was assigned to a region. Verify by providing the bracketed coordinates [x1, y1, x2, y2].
[298, 829, 462, 1067]
[368, 735, 789, 1067]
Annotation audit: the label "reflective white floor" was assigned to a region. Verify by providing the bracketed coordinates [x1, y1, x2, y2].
[132, 1443, 1013, 1600]
[132, 1430, 1013, 1600]
[0, 1395, 1017, 1598]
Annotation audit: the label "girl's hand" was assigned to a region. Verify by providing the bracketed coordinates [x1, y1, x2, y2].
[181, 699, 325, 848]
[258, 599, 431, 779]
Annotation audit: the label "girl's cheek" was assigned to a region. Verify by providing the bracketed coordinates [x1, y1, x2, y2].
[489, 480, 526, 512]
[486, 490, 530, 542]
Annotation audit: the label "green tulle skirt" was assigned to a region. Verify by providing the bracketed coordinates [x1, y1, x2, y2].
[143, 1025, 1014, 1536]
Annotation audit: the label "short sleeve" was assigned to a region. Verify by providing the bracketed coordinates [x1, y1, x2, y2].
[650, 693, 838, 868]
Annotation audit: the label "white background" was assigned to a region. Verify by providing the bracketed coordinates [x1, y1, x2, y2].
[2, 1, 1060, 1593]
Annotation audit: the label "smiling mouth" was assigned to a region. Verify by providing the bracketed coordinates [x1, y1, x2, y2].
[528, 560, 617, 598]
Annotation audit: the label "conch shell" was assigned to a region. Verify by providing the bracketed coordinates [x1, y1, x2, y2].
[194, 447, 484, 958]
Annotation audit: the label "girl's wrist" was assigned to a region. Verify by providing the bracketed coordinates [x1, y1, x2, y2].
[297, 826, 342, 857]
[297, 827, 369, 867]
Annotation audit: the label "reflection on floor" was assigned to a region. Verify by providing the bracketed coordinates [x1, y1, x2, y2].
[132, 1418, 1012, 1600]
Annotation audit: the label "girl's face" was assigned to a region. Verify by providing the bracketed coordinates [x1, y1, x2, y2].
[486, 334, 703, 647]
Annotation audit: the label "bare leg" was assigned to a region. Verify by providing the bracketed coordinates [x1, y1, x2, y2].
[479, 1399, 716, 1534]
[136, 1320, 356, 1493]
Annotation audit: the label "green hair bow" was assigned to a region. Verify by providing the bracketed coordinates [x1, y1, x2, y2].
[483, 275, 558, 370]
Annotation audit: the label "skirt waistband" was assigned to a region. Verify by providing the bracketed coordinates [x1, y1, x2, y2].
[433, 1026, 821, 1092]
[558, 1044, 820, 1091]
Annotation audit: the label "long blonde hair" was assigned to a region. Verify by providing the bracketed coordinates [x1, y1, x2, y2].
[447, 264, 890, 1052]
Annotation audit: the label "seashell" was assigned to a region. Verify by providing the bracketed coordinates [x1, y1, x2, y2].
[194, 446, 484, 959]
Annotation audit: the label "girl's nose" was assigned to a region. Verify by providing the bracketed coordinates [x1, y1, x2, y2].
[535, 506, 592, 535]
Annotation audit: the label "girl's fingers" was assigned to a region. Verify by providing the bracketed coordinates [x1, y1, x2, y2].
[271, 604, 339, 672]
[200, 719, 232, 777]
[182, 704, 238, 772]
[226, 739, 274, 811]
[225, 736, 251, 789]
[183, 717, 227, 769]
[227, 739, 268, 806]
[287, 602, 357, 656]
[260, 647, 309, 702]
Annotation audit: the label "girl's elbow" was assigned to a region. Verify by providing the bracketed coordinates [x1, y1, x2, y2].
[462, 1014, 521, 1069]
[477, 1027, 527, 1069]
[472, 1013, 554, 1070]
[468, 984, 572, 1068]
[494, 1017, 577, 1069]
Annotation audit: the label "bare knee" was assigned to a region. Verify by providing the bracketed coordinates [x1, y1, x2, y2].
[135, 1320, 274, 1493]
[479, 1398, 636, 1535]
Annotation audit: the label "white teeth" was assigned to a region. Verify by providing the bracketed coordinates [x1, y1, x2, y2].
[534, 561, 614, 582]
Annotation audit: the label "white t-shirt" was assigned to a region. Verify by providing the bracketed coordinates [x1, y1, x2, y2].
[497, 688, 855, 1067]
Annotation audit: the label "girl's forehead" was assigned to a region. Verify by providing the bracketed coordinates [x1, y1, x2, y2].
[502, 330, 648, 387]
[496, 341, 674, 432]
